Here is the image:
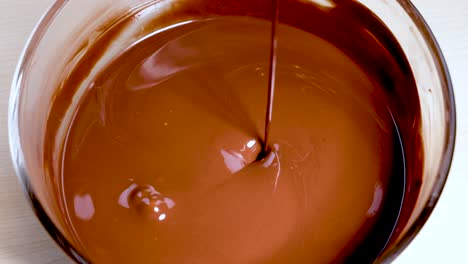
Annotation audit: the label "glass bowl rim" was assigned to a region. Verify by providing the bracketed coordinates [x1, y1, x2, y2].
[8, 0, 456, 263]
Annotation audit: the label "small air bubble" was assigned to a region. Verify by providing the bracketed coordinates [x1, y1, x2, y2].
[118, 183, 176, 221]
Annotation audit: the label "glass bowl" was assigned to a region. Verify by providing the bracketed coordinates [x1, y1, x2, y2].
[8, 0, 456, 263]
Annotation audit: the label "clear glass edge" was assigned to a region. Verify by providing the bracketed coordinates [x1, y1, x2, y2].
[377, 0, 456, 262]
[7, 0, 456, 263]
[8, 1, 92, 263]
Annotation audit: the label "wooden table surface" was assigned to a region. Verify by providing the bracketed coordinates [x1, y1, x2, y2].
[1, 0, 467, 263]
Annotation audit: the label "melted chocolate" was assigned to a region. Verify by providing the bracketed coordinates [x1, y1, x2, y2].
[43, 0, 422, 263]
